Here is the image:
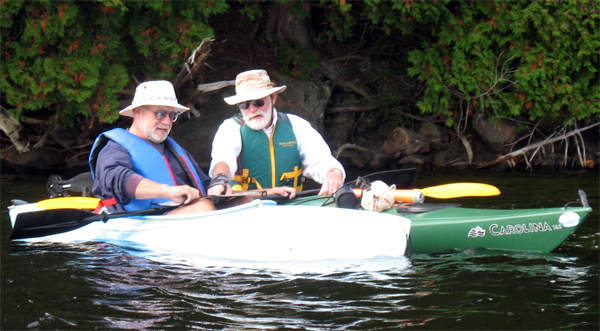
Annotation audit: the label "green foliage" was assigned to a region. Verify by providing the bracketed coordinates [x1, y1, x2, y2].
[404, 0, 599, 126]
[3, 0, 597, 132]
[362, 0, 448, 35]
[312, 0, 599, 127]
[237, 0, 265, 20]
[278, 44, 319, 81]
[316, 0, 356, 42]
[1, 0, 228, 126]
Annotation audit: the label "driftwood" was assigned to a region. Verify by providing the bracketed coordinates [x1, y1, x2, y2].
[478, 122, 600, 168]
[174, 37, 214, 90]
[196, 80, 235, 93]
[326, 104, 443, 125]
[173, 38, 217, 112]
[334, 143, 369, 159]
[0, 106, 29, 153]
[327, 104, 380, 113]
[459, 135, 473, 165]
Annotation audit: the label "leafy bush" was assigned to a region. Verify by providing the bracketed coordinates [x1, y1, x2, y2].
[315, 0, 599, 127]
[405, 0, 599, 126]
[1, 0, 228, 126]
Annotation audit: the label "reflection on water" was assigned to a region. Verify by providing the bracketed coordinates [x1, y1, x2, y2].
[1, 171, 598, 330]
[3, 240, 598, 330]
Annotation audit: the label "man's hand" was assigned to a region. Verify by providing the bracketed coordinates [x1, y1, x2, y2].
[319, 168, 344, 195]
[266, 186, 297, 199]
[164, 185, 200, 205]
[135, 178, 199, 205]
[207, 173, 232, 196]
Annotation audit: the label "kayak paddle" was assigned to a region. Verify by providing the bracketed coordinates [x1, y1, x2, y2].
[32, 192, 259, 210]
[30, 168, 419, 209]
[9, 169, 420, 240]
[255, 168, 419, 201]
[9, 205, 177, 240]
[353, 183, 501, 203]
[420, 183, 500, 199]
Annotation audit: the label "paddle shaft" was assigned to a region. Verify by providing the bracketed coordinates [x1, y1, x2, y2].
[33, 168, 420, 208]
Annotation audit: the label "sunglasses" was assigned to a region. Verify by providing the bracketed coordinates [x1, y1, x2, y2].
[238, 99, 265, 110]
[143, 106, 179, 122]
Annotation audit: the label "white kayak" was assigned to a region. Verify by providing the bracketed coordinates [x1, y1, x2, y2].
[8, 200, 411, 263]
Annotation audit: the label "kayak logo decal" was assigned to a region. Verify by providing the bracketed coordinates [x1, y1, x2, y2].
[489, 222, 553, 236]
[469, 220, 562, 238]
[468, 226, 486, 238]
[558, 212, 580, 228]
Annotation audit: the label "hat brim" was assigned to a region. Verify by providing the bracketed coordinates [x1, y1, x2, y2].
[223, 86, 286, 105]
[119, 101, 190, 118]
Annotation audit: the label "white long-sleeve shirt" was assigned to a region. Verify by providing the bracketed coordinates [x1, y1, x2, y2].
[209, 108, 345, 184]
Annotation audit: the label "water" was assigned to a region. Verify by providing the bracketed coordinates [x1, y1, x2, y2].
[1, 170, 598, 330]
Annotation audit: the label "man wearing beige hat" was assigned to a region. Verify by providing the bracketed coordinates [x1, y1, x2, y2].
[208, 69, 345, 198]
[89, 80, 218, 215]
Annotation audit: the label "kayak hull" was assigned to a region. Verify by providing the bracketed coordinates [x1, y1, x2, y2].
[403, 206, 591, 254]
[276, 194, 592, 254]
[8, 191, 592, 257]
[8, 200, 412, 262]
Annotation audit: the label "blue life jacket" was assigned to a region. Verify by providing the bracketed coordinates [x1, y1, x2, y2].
[89, 128, 206, 211]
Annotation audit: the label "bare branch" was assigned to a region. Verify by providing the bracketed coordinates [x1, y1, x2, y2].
[334, 143, 369, 159]
[478, 122, 600, 168]
[327, 104, 380, 113]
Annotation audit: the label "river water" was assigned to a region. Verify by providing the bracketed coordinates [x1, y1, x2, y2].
[1, 170, 598, 330]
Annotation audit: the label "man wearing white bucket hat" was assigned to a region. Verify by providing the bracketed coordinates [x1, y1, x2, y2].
[89, 80, 217, 215]
[208, 69, 345, 197]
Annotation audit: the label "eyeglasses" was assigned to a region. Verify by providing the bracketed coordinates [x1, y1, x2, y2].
[143, 106, 179, 122]
[238, 99, 265, 110]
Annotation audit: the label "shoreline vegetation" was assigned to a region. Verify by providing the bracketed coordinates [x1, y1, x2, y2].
[1, 1, 598, 174]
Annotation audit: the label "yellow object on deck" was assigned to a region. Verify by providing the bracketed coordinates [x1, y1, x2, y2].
[420, 183, 501, 199]
[36, 197, 100, 210]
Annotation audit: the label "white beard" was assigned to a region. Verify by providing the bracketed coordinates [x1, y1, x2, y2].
[244, 108, 272, 130]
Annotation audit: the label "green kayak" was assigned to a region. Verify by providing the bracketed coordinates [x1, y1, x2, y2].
[276, 190, 592, 255]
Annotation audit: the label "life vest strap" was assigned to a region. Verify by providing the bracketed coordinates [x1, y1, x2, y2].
[94, 197, 117, 214]
[233, 168, 264, 190]
[280, 166, 303, 191]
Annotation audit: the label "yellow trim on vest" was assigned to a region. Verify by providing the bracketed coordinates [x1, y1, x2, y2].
[280, 166, 304, 191]
[268, 123, 277, 188]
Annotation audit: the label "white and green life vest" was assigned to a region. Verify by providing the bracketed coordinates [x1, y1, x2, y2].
[232, 112, 303, 190]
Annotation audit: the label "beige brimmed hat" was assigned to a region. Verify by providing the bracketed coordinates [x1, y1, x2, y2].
[223, 69, 286, 105]
[119, 80, 190, 117]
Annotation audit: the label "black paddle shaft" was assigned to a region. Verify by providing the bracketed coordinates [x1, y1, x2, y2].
[10, 168, 418, 239]
[262, 168, 418, 201]
[348, 168, 417, 189]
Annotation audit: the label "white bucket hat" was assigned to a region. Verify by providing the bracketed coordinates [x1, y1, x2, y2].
[223, 69, 286, 105]
[119, 80, 190, 117]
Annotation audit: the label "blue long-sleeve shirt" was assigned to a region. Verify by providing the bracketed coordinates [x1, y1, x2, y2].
[92, 140, 210, 212]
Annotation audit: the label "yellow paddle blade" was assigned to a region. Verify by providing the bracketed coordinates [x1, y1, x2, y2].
[36, 197, 100, 210]
[420, 183, 501, 199]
